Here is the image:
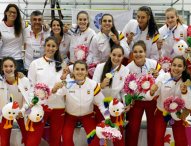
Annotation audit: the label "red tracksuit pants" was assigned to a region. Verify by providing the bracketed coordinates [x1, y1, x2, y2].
[26, 108, 65, 146]
[62, 112, 100, 146]
[126, 100, 156, 146]
[94, 105, 125, 146]
[0, 117, 27, 146]
[154, 109, 188, 146]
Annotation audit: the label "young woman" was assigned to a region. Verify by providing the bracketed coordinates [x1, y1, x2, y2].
[26, 36, 65, 146]
[87, 13, 130, 65]
[52, 60, 110, 146]
[92, 44, 130, 146]
[0, 57, 32, 146]
[0, 4, 28, 73]
[66, 11, 96, 64]
[125, 40, 164, 146]
[122, 6, 159, 61]
[50, 18, 70, 63]
[157, 8, 190, 59]
[150, 56, 191, 146]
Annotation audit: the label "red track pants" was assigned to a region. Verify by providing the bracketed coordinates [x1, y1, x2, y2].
[154, 109, 188, 146]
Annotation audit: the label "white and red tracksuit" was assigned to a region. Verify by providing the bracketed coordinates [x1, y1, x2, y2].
[125, 58, 164, 146]
[92, 63, 130, 146]
[0, 76, 32, 146]
[149, 73, 191, 146]
[26, 55, 65, 146]
[54, 77, 110, 146]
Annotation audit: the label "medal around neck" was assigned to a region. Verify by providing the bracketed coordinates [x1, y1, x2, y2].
[130, 32, 135, 37]
[186, 79, 191, 87]
[149, 68, 155, 74]
[61, 62, 67, 68]
[106, 73, 112, 79]
[68, 24, 72, 29]
[61, 80, 67, 87]
[157, 81, 163, 87]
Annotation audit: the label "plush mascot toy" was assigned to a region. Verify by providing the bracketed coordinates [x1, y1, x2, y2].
[170, 38, 188, 56]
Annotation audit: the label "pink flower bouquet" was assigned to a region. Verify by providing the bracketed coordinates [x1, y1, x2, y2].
[34, 83, 51, 100]
[74, 44, 89, 61]
[139, 74, 155, 94]
[158, 56, 172, 73]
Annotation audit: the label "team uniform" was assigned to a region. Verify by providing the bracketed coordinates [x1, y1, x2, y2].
[54, 77, 110, 146]
[93, 63, 130, 146]
[26, 55, 65, 146]
[122, 19, 159, 61]
[125, 58, 164, 146]
[0, 21, 28, 73]
[57, 33, 70, 63]
[86, 31, 130, 64]
[0, 76, 32, 146]
[23, 25, 50, 73]
[68, 25, 96, 63]
[149, 73, 191, 146]
[159, 23, 188, 59]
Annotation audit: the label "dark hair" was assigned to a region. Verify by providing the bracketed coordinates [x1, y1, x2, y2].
[73, 60, 88, 70]
[30, 10, 43, 19]
[3, 4, 22, 37]
[75, 11, 90, 33]
[138, 6, 158, 38]
[172, 56, 191, 82]
[101, 14, 119, 48]
[100, 45, 124, 87]
[50, 18, 64, 36]
[44, 36, 63, 72]
[165, 8, 184, 25]
[1, 57, 18, 79]
[132, 40, 147, 52]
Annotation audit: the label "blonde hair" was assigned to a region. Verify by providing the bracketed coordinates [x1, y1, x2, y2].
[165, 8, 184, 25]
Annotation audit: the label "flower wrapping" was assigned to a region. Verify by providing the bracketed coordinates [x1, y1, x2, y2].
[74, 44, 89, 61]
[163, 96, 185, 113]
[138, 74, 155, 93]
[88, 63, 100, 77]
[123, 74, 139, 95]
[34, 83, 51, 100]
[101, 127, 122, 141]
[158, 56, 172, 73]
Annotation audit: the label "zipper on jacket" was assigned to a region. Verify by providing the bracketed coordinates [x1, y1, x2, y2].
[79, 85, 81, 116]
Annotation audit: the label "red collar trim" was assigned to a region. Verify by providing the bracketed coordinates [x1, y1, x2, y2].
[4, 21, 14, 27]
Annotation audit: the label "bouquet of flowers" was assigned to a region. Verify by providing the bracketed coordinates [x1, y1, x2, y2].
[139, 74, 155, 94]
[88, 63, 100, 79]
[74, 44, 89, 61]
[163, 95, 189, 126]
[158, 56, 172, 73]
[187, 25, 191, 73]
[123, 74, 144, 105]
[101, 126, 122, 142]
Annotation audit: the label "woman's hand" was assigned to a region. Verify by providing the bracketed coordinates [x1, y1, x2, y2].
[100, 77, 110, 88]
[122, 104, 131, 113]
[152, 70, 159, 79]
[63, 24, 70, 33]
[43, 23, 50, 31]
[52, 82, 63, 93]
[185, 47, 191, 53]
[177, 108, 190, 120]
[157, 39, 163, 50]
[180, 82, 187, 94]
[61, 66, 70, 80]
[109, 32, 119, 45]
[150, 84, 158, 96]
[16, 111, 23, 119]
[126, 33, 133, 45]
[18, 72, 25, 78]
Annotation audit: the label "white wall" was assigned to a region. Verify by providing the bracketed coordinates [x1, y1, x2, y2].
[0, 0, 191, 25]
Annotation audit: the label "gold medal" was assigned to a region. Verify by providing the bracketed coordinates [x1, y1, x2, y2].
[186, 79, 191, 87]
[162, 39, 165, 44]
[150, 68, 155, 74]
[106, 73, 112, 79]
[130, 32, 135, 37]
[108, 31, 113, 38]
[61, 62, 67, 68]
[68, 24, 72, 29]
[157, 81, 163, 87]
[61, 80, 67, 87]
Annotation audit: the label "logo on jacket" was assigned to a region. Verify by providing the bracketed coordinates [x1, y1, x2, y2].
[24, 87, 28, 91]
[85, 37, 87, 41]
[69, 91, 75, 93]
[120, 76, 122, 80]
[63, 44, 66, 47]
[87, 89, 90, 94]
[146, 36, 149, 40]
[180, 34, 183, 37]
[18, 89, 21, 92]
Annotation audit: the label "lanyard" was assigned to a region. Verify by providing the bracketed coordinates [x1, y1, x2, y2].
[65, 80, 83, 89]
[164, 74, 182, 84]
[30, 32, 43, 47]
[163, 25, 177, 40]
[110, 65, 119, 74]
[134, 26, 144, 36]
[1, 74, 14, 78]
[46, 57, 70, 67]
[70, 27, 86, 34]
[103, 33, 111, 39]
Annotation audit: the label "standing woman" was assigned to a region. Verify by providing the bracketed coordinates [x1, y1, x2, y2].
[122, 6, 159, 61]
[125, 40, 164, 146]
[0, 57, 32, 146]
[150, 56, 191, 146]
[26, 36, 65, 146]
[87, 13, 130, 64]
[50, 18, 70, 63]
[93, 44, 130, 146]
[66, 11, 96, 64]
[0, 4, 28, 73]
[157, 8, 190, 59]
